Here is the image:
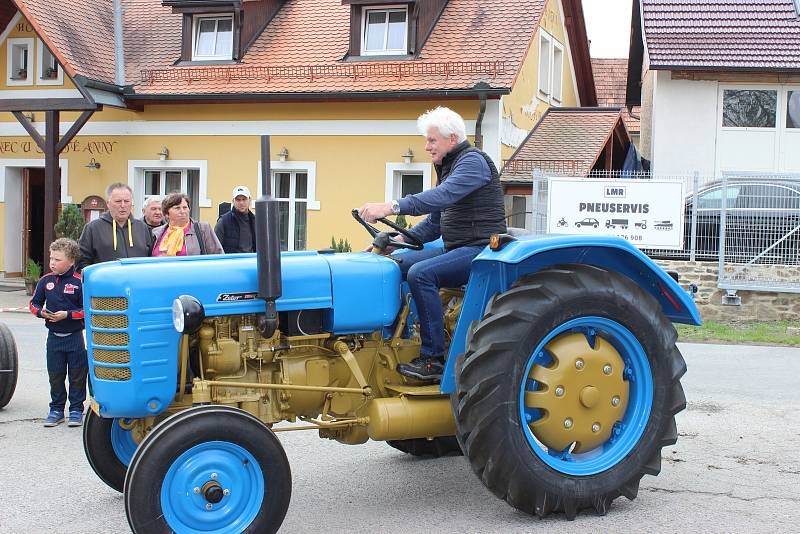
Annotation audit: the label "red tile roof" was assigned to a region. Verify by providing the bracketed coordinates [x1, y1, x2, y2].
[591, 58, 640, 133]
[129, 0, 546, 96]
[641, 0, 800, 70]
[501, 108, 627, 179]
[13, 0, 550, 96]
[14, 0, 117, 83]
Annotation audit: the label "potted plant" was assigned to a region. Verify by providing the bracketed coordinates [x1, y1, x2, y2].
[25, 258, 41, 296]
[54, 204, 86, 241]
[15, 68, 26, 79]
[43, 66, 58, 79]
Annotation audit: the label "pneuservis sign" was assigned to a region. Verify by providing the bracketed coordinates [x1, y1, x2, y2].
[547, 178, 684, 249]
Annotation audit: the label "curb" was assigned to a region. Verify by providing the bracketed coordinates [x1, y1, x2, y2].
[0, 307, 28, 313]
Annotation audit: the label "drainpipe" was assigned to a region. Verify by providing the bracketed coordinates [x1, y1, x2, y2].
[114, 0, 125, 86]
[472, 82, 491, 149]
[474, 92, 487, 149]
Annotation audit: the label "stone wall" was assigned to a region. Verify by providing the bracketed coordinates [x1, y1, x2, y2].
[655, 260, 800, 322]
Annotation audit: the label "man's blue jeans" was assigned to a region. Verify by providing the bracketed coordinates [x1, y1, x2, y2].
[396, 245, 483, 358]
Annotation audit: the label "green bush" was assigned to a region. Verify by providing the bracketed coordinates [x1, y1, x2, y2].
[54, 204, 86, 241]
[26, 257, 42, 280]
[330, 236, 352, 253]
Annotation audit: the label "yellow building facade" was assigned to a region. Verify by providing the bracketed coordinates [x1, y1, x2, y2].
[0, 1, 592, 275]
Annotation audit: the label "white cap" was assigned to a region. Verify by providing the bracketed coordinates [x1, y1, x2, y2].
[232, 185, 251, 199]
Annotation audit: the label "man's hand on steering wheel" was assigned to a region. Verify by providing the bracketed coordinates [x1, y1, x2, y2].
[352, 207, 424, 252]
[358, 202, 392, 223]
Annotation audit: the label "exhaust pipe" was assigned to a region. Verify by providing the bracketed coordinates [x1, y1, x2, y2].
[256, 135, 282, 338]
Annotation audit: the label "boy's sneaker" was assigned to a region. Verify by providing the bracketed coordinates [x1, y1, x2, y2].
[67, 411, 84, 427]
[397, 356, 445, 382]
[44, 410, 64, 427]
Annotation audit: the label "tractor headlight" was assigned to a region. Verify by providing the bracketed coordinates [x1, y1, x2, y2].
[172, 295, 205, 334]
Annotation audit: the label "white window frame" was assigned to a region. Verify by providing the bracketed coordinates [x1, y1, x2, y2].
[35, 39, 63, 86]
[361, 5, 408, 56]
[256, 161, 320, 252]
[537, 30, 564, 105]
[551, 41, 564, 104]
[191, 14, 234, 61]
[719, 86, 780, 132]
[384, 162, 433, 202]
[141, 168, 201, 218]
[537, 32, 552, 98]
[256, 161, 320, 209]
[272, 169, 309, 252]
[128, 159, 211, 216]
[6, 37, 33, 86]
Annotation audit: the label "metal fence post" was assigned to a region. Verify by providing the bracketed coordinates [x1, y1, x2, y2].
[718, 172, 728, 282]
[531, 169, 544, 233]
[690, 171, 699, 262]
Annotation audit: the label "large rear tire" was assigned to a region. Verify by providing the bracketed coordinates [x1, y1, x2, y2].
[83, 411, 139, 492]
[0, 322, 19, 409]
[387, 436, 463, 457]
[125, 405, 291, 534]
[452, 264, 686, 519]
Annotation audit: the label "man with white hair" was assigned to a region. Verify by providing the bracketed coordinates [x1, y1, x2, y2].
[77, 183, 154, 272]
[359, 106, 506, 381]
[141, 195, 164, 229]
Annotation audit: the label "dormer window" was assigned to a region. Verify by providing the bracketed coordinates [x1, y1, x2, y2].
[6, 37, 33, 85]
[362, 6, 408, 55]
[192, 15, 234, 61]
[37, 39, 63, 85]
[345, 0, 447, 60]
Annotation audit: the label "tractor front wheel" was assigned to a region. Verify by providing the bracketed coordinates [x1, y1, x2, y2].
[124, 405, 291, 534]
[0, 322, 19, 409]
[452, 264, 686, 518]
[83, 411, 140, 492]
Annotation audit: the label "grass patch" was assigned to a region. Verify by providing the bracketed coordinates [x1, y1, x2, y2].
[676, 320, 800, 346]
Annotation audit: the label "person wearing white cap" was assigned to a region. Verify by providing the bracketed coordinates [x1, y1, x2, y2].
[214, 185, 256, 253]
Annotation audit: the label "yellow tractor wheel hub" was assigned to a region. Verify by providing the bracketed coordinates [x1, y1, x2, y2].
[524, 332, 629, 453]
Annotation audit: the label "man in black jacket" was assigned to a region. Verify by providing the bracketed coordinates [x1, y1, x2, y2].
[359, 107, 506, 382]
[214, 185, 256, 253]
[76, 183, 153, 272]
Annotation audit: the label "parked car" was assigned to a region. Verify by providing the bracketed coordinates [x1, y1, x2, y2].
[575, 217, 599, 228]
[656, 178, 800, 262]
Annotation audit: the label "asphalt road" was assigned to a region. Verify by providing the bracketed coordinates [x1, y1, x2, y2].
[0, 313, 798, 533]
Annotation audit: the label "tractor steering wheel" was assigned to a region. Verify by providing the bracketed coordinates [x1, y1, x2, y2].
[351, 209, 424, 251]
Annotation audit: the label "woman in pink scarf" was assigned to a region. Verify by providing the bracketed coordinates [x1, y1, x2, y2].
[151, 193, 223, 256]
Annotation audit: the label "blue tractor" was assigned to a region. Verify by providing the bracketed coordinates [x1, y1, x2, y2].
[81, 140, 699, 533]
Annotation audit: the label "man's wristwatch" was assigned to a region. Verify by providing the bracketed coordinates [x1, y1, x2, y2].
[390, 200, 401, 215]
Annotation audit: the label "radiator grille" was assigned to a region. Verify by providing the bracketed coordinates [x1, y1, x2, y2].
[93, 348, 130, 364]
[91, 297, 128, 311]
[94, 366, 131, 381]
[91, 314, 128, 329]
[93, 331, 129, 346]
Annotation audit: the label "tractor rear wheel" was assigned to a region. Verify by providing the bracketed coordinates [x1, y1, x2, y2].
[83, 411, 139, 492]
[452, 264, 686, 519]
[387, 436, 462, 457]
[125, 405, 290, 534]
[0, 322, 19, 409]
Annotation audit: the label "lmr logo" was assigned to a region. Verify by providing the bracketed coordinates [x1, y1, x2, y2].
[605, 186, 627, 198]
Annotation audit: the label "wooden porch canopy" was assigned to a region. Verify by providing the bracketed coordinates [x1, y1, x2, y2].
[1, 96, 101, 265]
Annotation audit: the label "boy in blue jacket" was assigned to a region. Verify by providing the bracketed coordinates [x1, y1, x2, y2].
[29, 238, 87, 427]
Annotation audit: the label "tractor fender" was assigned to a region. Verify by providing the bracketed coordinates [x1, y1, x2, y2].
[441, 234, 701, 393]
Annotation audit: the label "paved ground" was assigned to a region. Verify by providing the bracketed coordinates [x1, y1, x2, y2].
[0, 310, 798, 533]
